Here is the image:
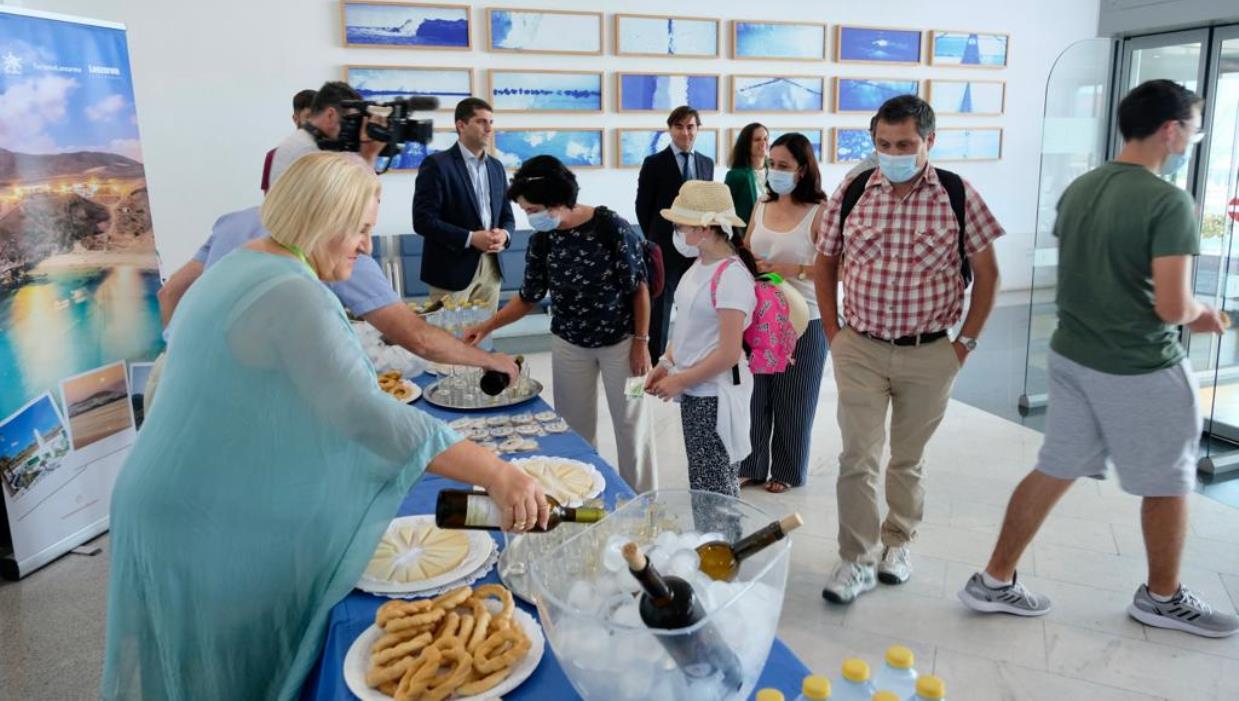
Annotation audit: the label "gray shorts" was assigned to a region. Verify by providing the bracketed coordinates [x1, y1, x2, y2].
[1036, 350, 1200, 497]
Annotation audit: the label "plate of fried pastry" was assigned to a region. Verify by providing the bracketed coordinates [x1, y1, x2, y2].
[378, 371, 422, 404]
[344, 583, 544, 701]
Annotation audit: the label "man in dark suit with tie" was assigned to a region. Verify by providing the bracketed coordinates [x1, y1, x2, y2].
[635, 105, 715, 363]
[414, 97, 515, 314]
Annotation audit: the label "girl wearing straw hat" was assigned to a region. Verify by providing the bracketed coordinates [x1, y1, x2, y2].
[645, 180, 759, 496]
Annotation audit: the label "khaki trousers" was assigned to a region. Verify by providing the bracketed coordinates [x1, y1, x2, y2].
[428, 253, 502, 315]
[830, 328, 960, 566]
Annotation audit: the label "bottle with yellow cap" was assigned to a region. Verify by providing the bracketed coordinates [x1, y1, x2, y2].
[833, 658, 876, 701]
[756, 689, 785, 701]
[909, 674, 946, 701]
[872, 645, 918, 699]
[794, 674, 831, 701]
[872, 692, 901, 701]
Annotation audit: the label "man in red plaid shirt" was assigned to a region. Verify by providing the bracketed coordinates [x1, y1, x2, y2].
[815, 95, 1005, 604]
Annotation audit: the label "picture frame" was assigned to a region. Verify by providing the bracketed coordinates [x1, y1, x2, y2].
[929, 30, 1010, 68]
[932, 127, 1003, 161]
[345, 65, 473, 112]
[731, 20, 827, 61]
[486, 7, 603, 55]
[615, 13, 720, 58]
[386, 129, 458, 170]
[834, 77, 920, 113]
[340, 2, 471, 50]
[835, 25, 922, 64]
[616, 72, 720, 113]
[927, 79, 1006, 115]
[491, 128, 605, 170]
[488, 69, 603, 113]
[728, 127, 825, 162]
[731, 75, 826, 113]
[616, 128, 719, 168]
[831, 127, 876, 163]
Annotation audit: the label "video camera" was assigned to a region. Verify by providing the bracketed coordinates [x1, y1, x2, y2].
[321, 96, 438, 162]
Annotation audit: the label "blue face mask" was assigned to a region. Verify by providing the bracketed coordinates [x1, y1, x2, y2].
[767, 169, 798, 196]
[877, 152, 922, 184]
[527, 209, 561, 232]
[1159, 150, 1189, 176]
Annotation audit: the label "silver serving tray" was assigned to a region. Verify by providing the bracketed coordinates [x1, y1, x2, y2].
[422, 378, 544, 411]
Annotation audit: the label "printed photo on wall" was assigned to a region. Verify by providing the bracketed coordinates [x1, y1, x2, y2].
[385, 129, 457, 170]
[346, 66, 472, 111]
[732, 20, 826, 60]
[127, 361, 152, 431]
[933, 128, 1003, 160]
[836, 26, 922, 64]
[616, 14, 720, 58]
[488, 70, 603, 112]
[59, 362, 133, 452]
[732, 75, 825, 113]
[0, 393, 70, 501]
[930, 31, 1009, 67]
[928, 80, 1006, 115]
[769, 128, 824, 161]
[492, 129, 604, 170]
[618, 73, 719, 112]
[617, 129, 718, 168]
[487, 8, 602, 54]
[835, 78, 919, 113]
[340, 2, 471, 49]
[832, 128, 876, 163]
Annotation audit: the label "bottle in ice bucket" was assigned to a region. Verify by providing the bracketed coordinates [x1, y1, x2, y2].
[434, 489, 604, 531]
[697, 512, 804, 581]
[795, 674, 831, 700]
[621, 542, 744, 691]
[872, 645, 917, 699]
[756, 690, 785, 701]
[834, 658, 876, 701]
[479, 354, 524, 396]
[909, 675, 945, 701]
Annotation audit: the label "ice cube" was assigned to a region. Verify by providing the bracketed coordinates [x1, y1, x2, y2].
[601, 534, 629, 572]
[668, 548, 701, 580]
[677, 532, 704, 553]
[654, 530, 680, 551]
[648, 546, 672, 572]
[567, 579, 601, 614]
[613, 566, 642, 594]
[610, 600, 643, 628]
[697, 531, 726, 547]
[592, 572, 619, 599]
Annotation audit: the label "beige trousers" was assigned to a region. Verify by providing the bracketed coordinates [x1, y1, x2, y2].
[830, 328, 960, 566]
[428, 253, 502, 315]
[550, 335, 657, 494]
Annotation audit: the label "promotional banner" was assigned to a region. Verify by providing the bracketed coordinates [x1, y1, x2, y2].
[0, 7, 163, 579]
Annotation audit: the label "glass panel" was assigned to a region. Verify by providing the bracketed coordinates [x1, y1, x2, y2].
[1126, 40, 1203, 191]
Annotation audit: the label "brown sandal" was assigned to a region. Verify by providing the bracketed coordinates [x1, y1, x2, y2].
[764, 480, 791, 494]
[739, 477, 764, 489]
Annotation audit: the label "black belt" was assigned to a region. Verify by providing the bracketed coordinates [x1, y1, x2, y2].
[859, 329, 949, 347]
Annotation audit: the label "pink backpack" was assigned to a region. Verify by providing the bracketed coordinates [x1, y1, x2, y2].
[709, 258, 799, 374]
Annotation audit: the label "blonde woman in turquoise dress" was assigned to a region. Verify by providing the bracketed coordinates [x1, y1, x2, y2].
[101, 152, 548, 701]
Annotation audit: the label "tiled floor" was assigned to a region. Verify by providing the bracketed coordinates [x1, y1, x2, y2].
[3, 350, 1239, 700]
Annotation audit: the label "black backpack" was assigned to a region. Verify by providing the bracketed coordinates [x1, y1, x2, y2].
[839, 168, 971, 287]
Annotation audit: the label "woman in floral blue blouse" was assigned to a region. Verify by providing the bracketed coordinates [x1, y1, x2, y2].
[465, 156, 657, 493]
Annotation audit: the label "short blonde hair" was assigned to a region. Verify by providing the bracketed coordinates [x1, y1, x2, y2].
[261, 152, 380, 258]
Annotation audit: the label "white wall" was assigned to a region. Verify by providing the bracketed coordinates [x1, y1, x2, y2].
[1099, 0, 1239, 36]
[8, 0, 1100, 290]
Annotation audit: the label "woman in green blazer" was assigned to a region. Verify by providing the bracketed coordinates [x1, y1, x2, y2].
[725, 122, 770, 224]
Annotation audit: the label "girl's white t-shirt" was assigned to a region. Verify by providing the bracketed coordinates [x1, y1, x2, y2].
[670, 257, 757, 397]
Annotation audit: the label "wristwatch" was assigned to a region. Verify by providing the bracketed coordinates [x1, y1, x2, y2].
[797, 265, 808, 281]
[956, 335, 978, 352]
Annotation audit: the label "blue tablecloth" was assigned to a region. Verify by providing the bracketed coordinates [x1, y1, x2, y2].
[299, 375, 811, 701]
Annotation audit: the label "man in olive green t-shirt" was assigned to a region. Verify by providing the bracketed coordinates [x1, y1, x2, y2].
[957, 80, 1238, 638]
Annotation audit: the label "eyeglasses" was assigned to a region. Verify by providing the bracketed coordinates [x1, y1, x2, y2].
[1179, 120, 1207, 145]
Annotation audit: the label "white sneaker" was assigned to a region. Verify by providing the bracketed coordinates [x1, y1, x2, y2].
[877, 545, 912, 585]
[821, 560, 876, 605]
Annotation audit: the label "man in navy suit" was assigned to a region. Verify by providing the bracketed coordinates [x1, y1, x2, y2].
[635, 105, 715, 363]
[413, 97, 515, 313]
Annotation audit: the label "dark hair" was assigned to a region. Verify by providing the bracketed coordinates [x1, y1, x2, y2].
[292, 89, 317, 114]
[766, 132, 827, 205]
[1117, 79, 1203, 141]
[874, 95, 936, 139]
[311, 81, 362, 114]
[507, 155, 579, 209]
[867, 113, 880, 135]
[729, 122, 768, 169]
[667, 105, 701, 128]
[454, 97, 493, 125]
[723, 227, 762, 278]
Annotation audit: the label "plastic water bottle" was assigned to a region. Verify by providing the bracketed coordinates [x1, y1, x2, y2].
[795, 674, 831, 700]
[872, 645, 918, 699]
[833, 658, 876, 701]
[756, 689, 785, 701]
[873, 692, 901, 701]
[908, 675, 946, 701]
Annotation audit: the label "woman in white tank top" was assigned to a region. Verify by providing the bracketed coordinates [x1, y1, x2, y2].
[739, 132, 831, 493]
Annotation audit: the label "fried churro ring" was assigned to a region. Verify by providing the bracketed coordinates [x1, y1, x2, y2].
[432, 585, 472, 611]
[366, 651, 422, 688]
[456, 666, 514, 697]
[385, 606, 445, 634]
[371, 631, 432, 668]
[420, 643, 474, 701]
[378, 680, 397, 697]
[376, 599, 433, 628]
[456, 613, 475, 646]
[380, 370, 402, 381]
[466, 609, 491, 653]
[433, 611, 460, 642]
[370, 626, 426, 656]
[392, 644, 442, 701]
[471, 583, 515, 621]
[391, 384, 414, 402]
[378, 376, 399, 391]
[474, 626, 531, 674]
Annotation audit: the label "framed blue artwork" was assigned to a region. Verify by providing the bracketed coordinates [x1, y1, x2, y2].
[486, 8, 602, 55]
[386, 129, 457, 170]
[617, 73, 719, 112]
[928, 80, 1005, 115]
[492, 129, 604, 169]
[732, 20, 826, 60]
[732, 75, 825, 113]
[834, 78, 919, 113]
[488, 70, 603, 112]
[615, 14, 720, 58]
[616, 129, 719, 168]
[340, 2, 470, 49]
[933, 128, 1003, 160]
[930, 30, 1009, 67]
[831, 128, 875, 163]
[835, 25, 922, 64]
[345, 65, 472, 111]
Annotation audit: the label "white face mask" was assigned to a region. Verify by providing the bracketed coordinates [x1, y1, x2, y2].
[672, 227, 700, 258]
[527, 209, 560, 232]
[877, 152, 922, 184]
[767, 169, 798, 195]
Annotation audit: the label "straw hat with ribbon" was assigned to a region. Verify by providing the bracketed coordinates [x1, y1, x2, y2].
[660, 180, 747, 229]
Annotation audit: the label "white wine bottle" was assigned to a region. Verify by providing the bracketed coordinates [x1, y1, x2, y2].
[434, 488, 604, 531]
[697, 513, 804, 581]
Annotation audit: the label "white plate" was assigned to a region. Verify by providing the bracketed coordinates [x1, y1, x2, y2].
[507, 456, 605, 507]
[343, 607, 545, 701]
[357, 515, 495, 596]
[399, 381, 422, 404]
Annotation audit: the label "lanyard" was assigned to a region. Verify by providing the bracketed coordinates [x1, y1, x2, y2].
[273, 239, 315, 276]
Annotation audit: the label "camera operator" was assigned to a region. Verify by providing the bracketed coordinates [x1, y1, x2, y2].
[268, 81, 388, 187]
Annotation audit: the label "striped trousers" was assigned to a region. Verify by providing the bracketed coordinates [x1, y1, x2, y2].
[739, 318, 829, 487]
